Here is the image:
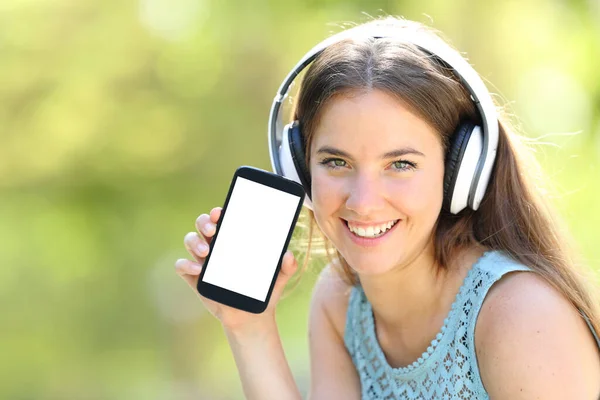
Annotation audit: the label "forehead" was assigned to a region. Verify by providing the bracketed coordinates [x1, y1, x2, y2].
[311, 90, 442, 156]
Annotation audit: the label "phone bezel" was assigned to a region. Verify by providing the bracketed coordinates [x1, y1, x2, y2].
[196, 166, 306, 314]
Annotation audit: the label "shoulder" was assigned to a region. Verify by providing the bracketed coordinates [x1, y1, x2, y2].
[475, 270, 600, 398]
[307, 263, 362, 398]
[309, 262, 355, 340]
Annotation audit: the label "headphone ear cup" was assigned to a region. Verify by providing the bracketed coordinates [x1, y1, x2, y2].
[288, 121, 312, 200]
[443, 121, 477, 213]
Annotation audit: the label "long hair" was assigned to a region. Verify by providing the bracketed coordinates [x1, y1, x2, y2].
[286, 16, 600, 337]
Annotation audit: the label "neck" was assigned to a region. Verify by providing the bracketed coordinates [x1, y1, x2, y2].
[357, 243, 481, 336]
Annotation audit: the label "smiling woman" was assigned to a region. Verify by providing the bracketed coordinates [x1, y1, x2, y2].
[283, 18, 600, 399]
[309, 90, 445, 268]
[178, 15, 600, 400]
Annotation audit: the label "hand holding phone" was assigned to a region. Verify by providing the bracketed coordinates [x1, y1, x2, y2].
[176, 166, 305, 330]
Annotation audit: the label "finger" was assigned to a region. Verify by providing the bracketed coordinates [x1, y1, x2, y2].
[271, 250, 298, 299]
[209, 207, 222, 224]
[183, 231, 209, 262]
[195, 213, 216, 245]
[174, 258, 202, 287]
[280, 250, 298, 278]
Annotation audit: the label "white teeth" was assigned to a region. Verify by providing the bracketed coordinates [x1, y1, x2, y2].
[347, 220, 398, 238]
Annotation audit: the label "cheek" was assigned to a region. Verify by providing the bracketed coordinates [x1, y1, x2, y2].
[311, 170, 344, 204]
[310, 170, 346, 228]
[392, 171, 444, 217]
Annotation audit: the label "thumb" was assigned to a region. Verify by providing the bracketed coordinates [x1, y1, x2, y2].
[271, 250, 298, 301]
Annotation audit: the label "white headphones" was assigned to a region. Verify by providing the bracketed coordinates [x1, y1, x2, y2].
[267, 24, 499, 214]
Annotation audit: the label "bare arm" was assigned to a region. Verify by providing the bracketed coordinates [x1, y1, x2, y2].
[308, 264, 361, 399]
[224, 320, 302, 400]
[476, 272, 600, 399]
[177, 207, 304, 400]
[222, 263, 361, 400]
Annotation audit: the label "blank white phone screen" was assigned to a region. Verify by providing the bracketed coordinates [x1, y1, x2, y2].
[202, 177, 301, 302]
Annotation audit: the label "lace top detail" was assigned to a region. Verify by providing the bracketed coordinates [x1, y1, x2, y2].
[343, 250, 531, 399]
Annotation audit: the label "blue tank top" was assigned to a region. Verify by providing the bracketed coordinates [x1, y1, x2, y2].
[343, 250, 600, 399]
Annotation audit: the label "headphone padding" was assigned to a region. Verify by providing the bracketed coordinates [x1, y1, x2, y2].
[443, 121, 476, 212]
[288, 121, 312, 200]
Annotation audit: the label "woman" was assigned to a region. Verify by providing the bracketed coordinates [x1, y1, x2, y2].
[175, 17, 600, 399]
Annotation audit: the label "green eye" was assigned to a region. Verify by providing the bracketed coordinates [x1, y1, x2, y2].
[319, 158, 348, 169]
[392, 160, 416, 171]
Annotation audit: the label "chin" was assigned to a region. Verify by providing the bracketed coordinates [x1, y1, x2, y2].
[321, 226, 393, 273]
[340, 251, 402, 276]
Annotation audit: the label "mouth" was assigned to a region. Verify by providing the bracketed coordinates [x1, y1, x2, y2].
[340, 218, 401, 246]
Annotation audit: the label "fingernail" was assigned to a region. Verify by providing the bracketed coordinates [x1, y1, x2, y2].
[204, 223, 215, 234]
[191, 264, 202, 272]
[198, 243, 208, 253]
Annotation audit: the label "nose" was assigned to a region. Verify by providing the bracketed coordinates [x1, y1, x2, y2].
[345, 172, 385, 216]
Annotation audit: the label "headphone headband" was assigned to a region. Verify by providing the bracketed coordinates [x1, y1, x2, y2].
[268, 24, 499, 211]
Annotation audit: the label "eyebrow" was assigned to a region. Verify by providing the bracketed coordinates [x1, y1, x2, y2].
[316, 146, 425, 160]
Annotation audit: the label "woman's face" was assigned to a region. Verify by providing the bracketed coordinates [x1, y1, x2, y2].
[309, 89, 445, 275]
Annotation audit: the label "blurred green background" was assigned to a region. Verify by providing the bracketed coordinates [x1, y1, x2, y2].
[1, 0, 599, 399]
